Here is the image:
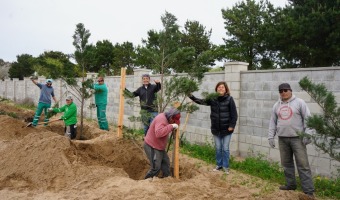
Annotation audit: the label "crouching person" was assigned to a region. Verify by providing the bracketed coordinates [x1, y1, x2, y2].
[48, 95, 77, 139]
[144, 107, 181, 179]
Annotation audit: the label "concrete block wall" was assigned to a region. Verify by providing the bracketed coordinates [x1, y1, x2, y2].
[1, 64, 339, 178]
[239, 67, 340, 177]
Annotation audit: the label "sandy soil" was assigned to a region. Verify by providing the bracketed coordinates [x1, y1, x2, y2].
[0, 101, 317, 200]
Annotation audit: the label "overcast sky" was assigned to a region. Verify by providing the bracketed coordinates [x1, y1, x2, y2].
[0, 0, 288, 63]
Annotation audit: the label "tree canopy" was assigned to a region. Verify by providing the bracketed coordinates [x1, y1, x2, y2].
[8, 54, 35, 80]
[221, 0, 279, 70]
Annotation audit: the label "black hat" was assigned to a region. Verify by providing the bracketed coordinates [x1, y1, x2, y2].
[278, 83, 292, 91]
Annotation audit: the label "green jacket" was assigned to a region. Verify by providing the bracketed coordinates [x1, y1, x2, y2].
[93, 83, 108, 105]
[53, 102, 77, 126]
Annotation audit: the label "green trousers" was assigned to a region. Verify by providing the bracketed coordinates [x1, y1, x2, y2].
[96, 104, 108, 130]
[32, 102, 51, 126]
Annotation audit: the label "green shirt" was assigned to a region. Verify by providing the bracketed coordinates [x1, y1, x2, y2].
[53, 102, 77, 126]
[93, 83, 108, 105]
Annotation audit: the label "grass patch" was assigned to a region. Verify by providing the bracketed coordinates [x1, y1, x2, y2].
[314, 176, 340, 199]
[15, 98, 36, 110]
[231, 154, 285, 184]
[123, 127, 144, 140]
[0, 109, 18, 118]
[180, 140, 215, 164]
[180, 140, 339, 199]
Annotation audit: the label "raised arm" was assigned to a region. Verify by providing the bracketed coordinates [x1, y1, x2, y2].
[154, 80, 161, 92]
[188, 94, 209, 106]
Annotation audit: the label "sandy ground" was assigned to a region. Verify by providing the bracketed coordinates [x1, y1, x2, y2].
[0, 101, 317, 200]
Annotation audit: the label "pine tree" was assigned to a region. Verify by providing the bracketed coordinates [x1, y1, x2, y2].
[299, 77, 340, 161]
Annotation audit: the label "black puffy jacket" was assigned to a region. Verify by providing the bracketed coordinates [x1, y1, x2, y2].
[131, 83, 161, 112]
[189, 94, 238, 136]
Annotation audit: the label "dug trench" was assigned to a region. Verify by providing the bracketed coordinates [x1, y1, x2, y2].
[0, 102, 199, 191]
[0, 102, 305, 200]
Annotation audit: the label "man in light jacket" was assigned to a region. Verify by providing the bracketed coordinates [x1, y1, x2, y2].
[268, 83, 315, 198]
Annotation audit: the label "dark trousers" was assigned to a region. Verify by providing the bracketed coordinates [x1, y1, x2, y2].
[279, 137, 315, 194]
[144, 143, 170, 179]
[64, 124, 77, 140]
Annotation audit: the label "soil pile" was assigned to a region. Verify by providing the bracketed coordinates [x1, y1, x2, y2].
[0, 102, 311, 199]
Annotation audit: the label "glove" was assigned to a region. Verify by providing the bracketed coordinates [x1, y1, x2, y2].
[171, 123, 179, 130]
[268, 138, 275, 148]
[47, 108, 53, 112]
[302, 137, 312, 145]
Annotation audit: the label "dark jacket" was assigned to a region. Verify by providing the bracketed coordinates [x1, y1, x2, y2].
[130, 83, 161, 112]
[189, 94, 238, 136]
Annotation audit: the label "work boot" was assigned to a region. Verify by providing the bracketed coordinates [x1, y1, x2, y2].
[279, 185, 297, 190]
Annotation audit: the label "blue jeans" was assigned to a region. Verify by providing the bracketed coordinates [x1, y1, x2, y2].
[213, 134, 232, 169]
[279, 137, 315, 194]
[142, 111, 158, 136]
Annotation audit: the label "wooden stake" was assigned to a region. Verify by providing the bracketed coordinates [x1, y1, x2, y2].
[173, 127, 180, 179]
[117, 67, 126, 138]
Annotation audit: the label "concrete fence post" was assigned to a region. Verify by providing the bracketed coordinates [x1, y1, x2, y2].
[12, 78, 19, 102]
[23, 77, 31, 100]
[224, 61, 248, 156]
[4, 78, 10, 99]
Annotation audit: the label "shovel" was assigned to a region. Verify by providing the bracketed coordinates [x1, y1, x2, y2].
[24, 118, 61, 128]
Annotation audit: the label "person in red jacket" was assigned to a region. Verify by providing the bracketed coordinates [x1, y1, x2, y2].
[143, 107, 181, 179]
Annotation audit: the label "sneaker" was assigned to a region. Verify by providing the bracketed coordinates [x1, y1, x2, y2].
[223, 167, 230, 175]
[279, 185, 297, 190]
[212, 166, 223, 172]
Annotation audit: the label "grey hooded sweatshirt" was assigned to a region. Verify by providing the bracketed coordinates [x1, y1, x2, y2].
[268, 95, 313, 139]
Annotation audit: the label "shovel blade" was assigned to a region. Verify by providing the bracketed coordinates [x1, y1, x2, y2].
[25, 122, 33, 127]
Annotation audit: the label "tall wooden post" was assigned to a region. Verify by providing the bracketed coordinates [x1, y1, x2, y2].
[117, 68, 126, 138]
[173, 128, 180, 179]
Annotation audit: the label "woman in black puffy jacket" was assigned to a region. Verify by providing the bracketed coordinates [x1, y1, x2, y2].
[189, 81, 238, 174]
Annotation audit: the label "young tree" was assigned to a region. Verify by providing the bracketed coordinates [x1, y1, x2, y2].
[72, 23, 95, 138]
[136, 11, 217, 112]
[136, 11, 196, 112]
[299, 76, 340, 161]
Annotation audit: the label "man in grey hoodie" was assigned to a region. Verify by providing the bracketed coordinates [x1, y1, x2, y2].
[268, 83, 315, 198]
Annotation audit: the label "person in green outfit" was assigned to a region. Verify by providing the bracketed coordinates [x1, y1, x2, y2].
[31, 78, 57, 127]
[93, 76, 109, 130]
[48, 95, 77, 139]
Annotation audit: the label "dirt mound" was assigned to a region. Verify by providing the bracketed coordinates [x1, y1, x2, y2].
[0, 102, 307, 199]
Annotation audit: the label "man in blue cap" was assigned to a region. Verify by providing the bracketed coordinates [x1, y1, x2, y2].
[31, 78, 57, 127]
